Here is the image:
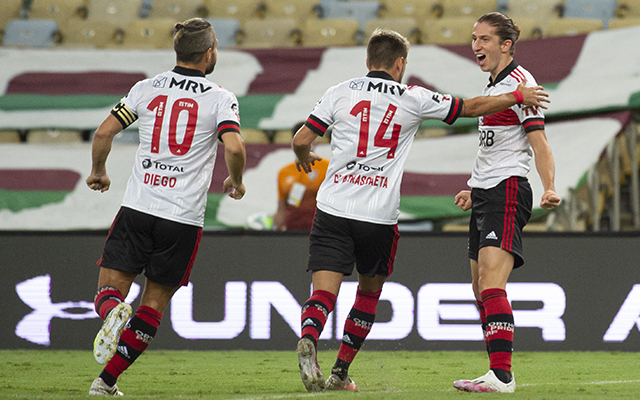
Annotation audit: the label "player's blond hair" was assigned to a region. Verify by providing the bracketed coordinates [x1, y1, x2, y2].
[173, 18, 216, 64]
[477, 12, 520, 56]
[367, 28, 410, 70]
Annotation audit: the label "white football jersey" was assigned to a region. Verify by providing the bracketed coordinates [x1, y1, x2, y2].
[306, 71, 463, 224]
[468, 61, 545, 189]
[112, 66, 241, 227]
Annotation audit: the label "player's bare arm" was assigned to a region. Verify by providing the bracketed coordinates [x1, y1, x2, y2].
[86, 114, 124, 193]
[460, 79, 549, 118]
[292, 126, 323, 174]
[221, 131, 246, 200]
[454, 190, 472, 211]
[528, 129, 560, 210]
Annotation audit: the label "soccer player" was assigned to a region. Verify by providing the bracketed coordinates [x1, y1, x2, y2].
[86, 18, 246, 396]
[293, 28, 550, 392]
[452, 13, 561, 393]
[273, 122, 330, 231]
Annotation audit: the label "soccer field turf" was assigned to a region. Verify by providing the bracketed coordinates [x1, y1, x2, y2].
[1, 350, 639, 399]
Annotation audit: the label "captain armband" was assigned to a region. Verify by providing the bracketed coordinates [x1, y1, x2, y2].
[111, 102, 138, 129]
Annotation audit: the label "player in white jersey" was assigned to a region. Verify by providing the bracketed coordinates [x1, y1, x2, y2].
[85, 18, 246, 396]
[292, 28, 550, 393]
[453, 13, 560, 394]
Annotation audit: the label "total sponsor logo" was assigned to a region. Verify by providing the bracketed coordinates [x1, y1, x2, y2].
[142, 159, 183, 188]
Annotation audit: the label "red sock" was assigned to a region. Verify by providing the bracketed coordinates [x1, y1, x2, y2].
[301, 290, 336, 346]
[336, 287, 381, 364]
[94, 286, 124, 320]
[481, 288, 514, 373]
[101, 306, 162, 386]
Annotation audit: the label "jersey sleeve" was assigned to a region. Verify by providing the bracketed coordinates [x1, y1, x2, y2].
[110, 80, 142, 129]
[514, 75, 545, 133]
[304, 85, 336, 136]
[216, 91, 241, 140]
[413, 86, 463, 125]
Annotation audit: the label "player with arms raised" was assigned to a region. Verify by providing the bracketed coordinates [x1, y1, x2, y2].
[293, 28, 550, 392]
[86, 18, 246, 396]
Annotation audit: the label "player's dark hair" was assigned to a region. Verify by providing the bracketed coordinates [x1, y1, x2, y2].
[476, 12, 520, 56]
[173, 18, 216, 64]
[367, 28, 410, 70]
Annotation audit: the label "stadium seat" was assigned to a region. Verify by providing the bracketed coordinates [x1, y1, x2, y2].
[377, 0, 442, 24]
[28, 0, 87, 25]
[58, 19, 117, 48]
[363, 17, 419, 44]
[320, 1, 380, 30]
[546, 17, 603, 37]
[205, 18, 240, 49]
[302, 18, 360, 47]
[0, 0, 25, 37]
[26, 130, 83, 143]
[608, 17, 640, 29]
[441, 0, 497, 18]
[511, 17, 544, 40]
[503, 0, 564, 30]
[119, 18, 175, 49]
[0, 131, 21, 143]
[204, 0, 262, 24]
[86, 0, 143, 26]
[421, 17, 475, 45]
[2, 19, 59, 47]
[264, 0, 319, 23]
[616, 0, 640, 18]
[148, 0, 206, 21]
[563, 0, 617, 28]
[237, 17, 299, 48]
[242, 129, 270, 144]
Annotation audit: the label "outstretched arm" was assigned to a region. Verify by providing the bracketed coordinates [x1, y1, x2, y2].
[460, 79, 549, 118]
[528, 129, 560, 210]
[86, 114, 123, 193]
[292, 125, 323, 174]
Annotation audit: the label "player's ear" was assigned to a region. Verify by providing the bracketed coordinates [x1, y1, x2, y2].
[501, 39, 512, 54]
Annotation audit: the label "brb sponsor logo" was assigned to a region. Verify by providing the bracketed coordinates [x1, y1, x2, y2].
[142, 158, 183, 188]
[14, 276, 640, 346]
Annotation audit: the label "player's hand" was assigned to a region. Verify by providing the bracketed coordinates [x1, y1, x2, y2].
[517, 79, 549, 110]
[454, 190, 472, 211]
[223, 177, 246, 200]
[86, 173, 111, 193]
[295, 151, 323, 174]
[540, 189, 560, 210]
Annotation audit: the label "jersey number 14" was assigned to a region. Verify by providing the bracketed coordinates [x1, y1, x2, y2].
[351, 100, 401, 159]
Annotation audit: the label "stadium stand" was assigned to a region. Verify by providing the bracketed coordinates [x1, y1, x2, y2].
[420, 17, 476, 45]
[616, 0, 640, 17]
[57, 19, 116, 48]
[2, 19, 59, 47]
[0, 0, 26, 39]
[25, 130, 83, 143]
[364, 17, 420, 44]
[0, 131, 21, 143]
[441, 0, 497, 18]
[502, 0, 564, 31]
[204, 0, 262, 24]
[204, 17, 240, 48]
[546, 17, 603, 36]
[608, 17, 640, 29]
[236, 17, 299, 48]
[377, 0, 441, 25]
[148, 0, 207, 21]
[263, 0, 320, 24]
[511, 17, 544, 40]
[301, 18, 360, 47]
[86, 0, 144, 26]
[119, 18, 175, 49]
[563, 0, 617, 28]
[320, 1, 380, 31]
[27, 0, 87, 25]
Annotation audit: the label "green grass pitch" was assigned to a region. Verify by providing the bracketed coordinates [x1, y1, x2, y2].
[1, 350, 640, 399]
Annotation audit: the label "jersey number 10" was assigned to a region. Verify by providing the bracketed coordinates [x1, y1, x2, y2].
[148, 95, 199, 155]
[351, 100, 401, 159]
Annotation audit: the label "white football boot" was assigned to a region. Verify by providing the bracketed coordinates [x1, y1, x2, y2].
[89, 377, 124, 396]
[93, 302, 132, 364]
[453, 370, 516, 393]
[297, 338, 324, 392]
[325, 374, 358, 391]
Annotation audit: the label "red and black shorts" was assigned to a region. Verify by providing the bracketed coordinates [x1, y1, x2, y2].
[308, 208, 400, 277]
[468, 176, 532, 269]
[98, 206, 202, 287]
